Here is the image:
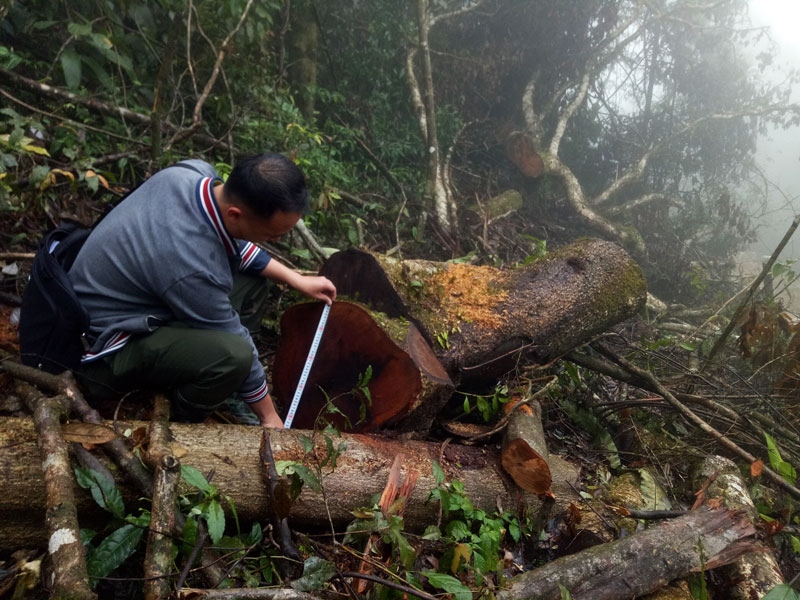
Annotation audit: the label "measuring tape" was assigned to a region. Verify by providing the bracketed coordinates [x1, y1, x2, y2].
[284, 302, 331, 429]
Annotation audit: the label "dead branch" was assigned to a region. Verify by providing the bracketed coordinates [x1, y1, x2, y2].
[176, 589, 326, 599]
[144, 395, 180, 600]
[260, 429, 303, 580]
[16, 381, 95, 600]
[0, 68, 230, 152]
[694, 455, 784, 599]
[498, 508, 757, 600]
[701, 215, 800, 370]
[592, 344, 800, 501]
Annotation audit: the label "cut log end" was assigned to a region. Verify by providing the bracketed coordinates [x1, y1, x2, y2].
[272, 302, 422, 431]
[501, 437, 554, 498]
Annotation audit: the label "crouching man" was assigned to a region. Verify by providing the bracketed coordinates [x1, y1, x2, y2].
[70, 153, 336, 427]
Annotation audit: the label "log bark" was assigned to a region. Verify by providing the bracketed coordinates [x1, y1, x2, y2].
[320, 239, 645, 382]
[497, 508, 759, 600]
[144, 395, 180, 600]
[693, 455, 784, 600]
[0, 417, 580, 550]
[17, 382, 96, 600]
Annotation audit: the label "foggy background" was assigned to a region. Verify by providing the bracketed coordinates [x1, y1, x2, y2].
[744, 0, 800, 309]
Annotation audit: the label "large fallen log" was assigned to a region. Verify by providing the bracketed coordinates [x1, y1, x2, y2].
[0, 417, 580, 550]
[275, 239, 645, 431]
[321, 239, 645, 382]
[497, 508, 759, 600]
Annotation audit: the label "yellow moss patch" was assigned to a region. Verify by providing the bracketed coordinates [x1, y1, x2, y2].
[431, 263, 509, 328]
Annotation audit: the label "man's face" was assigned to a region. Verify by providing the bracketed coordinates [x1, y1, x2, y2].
[232, 209, 302, 243]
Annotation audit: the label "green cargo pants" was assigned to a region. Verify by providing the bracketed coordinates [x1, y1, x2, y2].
[78, 273, 272, 421]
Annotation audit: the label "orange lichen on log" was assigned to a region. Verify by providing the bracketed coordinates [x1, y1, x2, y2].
[431, 263, 509, 329]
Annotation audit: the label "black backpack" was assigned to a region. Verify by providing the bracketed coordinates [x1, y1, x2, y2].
[18, 162, 204, 374]
[18, 221, 92, 373]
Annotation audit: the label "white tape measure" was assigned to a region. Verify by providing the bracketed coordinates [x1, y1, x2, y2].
[284, 302, 331, 429]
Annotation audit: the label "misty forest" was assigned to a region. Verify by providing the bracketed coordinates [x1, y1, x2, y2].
[3, 0, 800, 599]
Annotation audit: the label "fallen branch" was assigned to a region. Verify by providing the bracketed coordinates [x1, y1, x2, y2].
[498, 508, 758, 600]
[176, 588, 325, 599]
[694, 455, 784, 599]
[701, 215, 799, 370]
[16, 381, 95, 600]
[144, 395, 181, 600]
[260, 429, 303, 580]
[1, 359, 230, 586]
[592, 344, 800, 501]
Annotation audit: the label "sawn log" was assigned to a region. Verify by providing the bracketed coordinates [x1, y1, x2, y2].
[497, 508, 759, 600]
[0, 417, 580, 550]
[276, 238, 645, 432]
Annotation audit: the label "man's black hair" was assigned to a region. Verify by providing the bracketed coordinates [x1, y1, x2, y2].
[225, 153, 309, 219]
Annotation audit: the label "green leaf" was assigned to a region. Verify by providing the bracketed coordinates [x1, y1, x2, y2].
[765, 433, 798, 483]
[424, 572, 472, 600]
[763, 584, 800, 600]
[86, 524, 143, 579]
[181, 465, 213, 494]
[74, 467, 125, 519]
[445, 519, 470, 542]
[790, 535, 800, 556]
[205, 499, 226, 545]
[431, 461, 446, 486]
[245, 522, 262, 546]
[290, 464, 323, 493]
[559, 583, 574, 599]
[290, 557, 336, 592]
[60, 49, 82, 90]
[67, 21, 93, 37]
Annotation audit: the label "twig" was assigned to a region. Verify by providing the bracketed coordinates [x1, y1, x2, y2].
[293, 219, 329, 264]
[16, 381, 96, 599]
[465, 377, 558, 443]
[176, 529, 208, 593]
[144, 395, 181, 600]
[340, 572, 438, 600]
[594, 343, 800, 501]
[701, 215, 800, 371]
[176, 588, 325, 599]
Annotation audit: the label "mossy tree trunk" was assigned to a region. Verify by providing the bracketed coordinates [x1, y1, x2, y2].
[319, 238, 646, 387]
[271, 239, 643, 433]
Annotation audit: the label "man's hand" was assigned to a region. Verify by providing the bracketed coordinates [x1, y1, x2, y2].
[249, 393, 285, 428]
[261, 261, 337, 305]
[294, 274, 337, 305]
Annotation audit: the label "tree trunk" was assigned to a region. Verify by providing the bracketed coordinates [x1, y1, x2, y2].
[285, 0, 318, 120]
[0, 417, 580, 550]
[497, 508, 759, 600]
[315, 239, 645, 430]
